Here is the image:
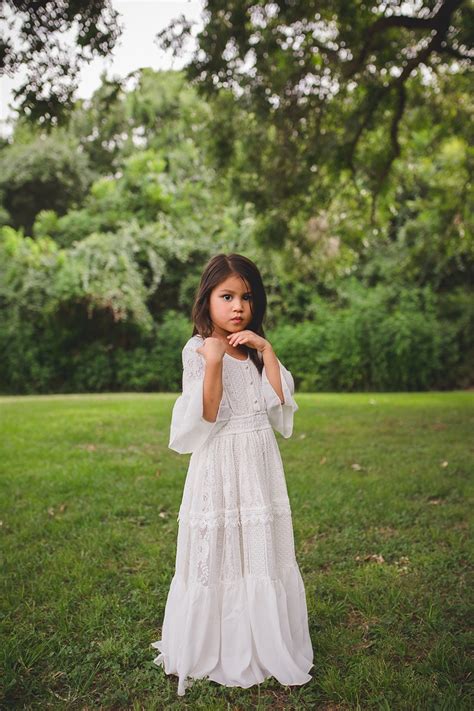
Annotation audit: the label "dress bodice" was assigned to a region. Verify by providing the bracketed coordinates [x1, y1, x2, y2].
[189, 334, 265, 417]
[168, 334, 299, 454]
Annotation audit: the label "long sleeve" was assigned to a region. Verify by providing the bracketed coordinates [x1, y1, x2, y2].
[261, 357, 299, 438]
[168, 343, 232, 454]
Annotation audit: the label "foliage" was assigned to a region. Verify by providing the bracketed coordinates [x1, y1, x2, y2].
[270, 280, 473, 392]
[0, 132, 93, 233]
[0, 67, 471, 394]
[0, 255, 474, 392]
[0, 223, 166, 331]
[1, 0, 121, 125]
[159, 0, 473, 201]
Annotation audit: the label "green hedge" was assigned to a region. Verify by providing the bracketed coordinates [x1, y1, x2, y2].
[270, 285, 473, 392]
[0, 286, 472, 394]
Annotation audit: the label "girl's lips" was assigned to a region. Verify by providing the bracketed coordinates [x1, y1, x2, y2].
[231, 318, 243, 322]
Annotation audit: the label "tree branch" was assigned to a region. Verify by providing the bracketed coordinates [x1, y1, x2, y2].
[345, 85, 386, 174]
[369, 81, 407, 222]
[344, 0, 466, 78]
[345, 0, 468, 196]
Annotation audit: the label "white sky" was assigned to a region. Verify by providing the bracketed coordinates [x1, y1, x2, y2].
[0, 0, 205, 137]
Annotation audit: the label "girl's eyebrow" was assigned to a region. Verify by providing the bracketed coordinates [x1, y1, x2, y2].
[218, 289, 252, 294]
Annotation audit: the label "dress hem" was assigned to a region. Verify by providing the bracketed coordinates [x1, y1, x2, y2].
[151, 641, 314, 696]
[150, 565, 314, 696]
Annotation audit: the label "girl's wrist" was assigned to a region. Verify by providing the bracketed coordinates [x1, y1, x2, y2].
[260, 341, 273, 355]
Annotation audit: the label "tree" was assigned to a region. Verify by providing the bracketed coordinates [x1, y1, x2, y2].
[158, 1, 473, 212]
[0, 132, 93, 233]
[0, 0, 121, 125]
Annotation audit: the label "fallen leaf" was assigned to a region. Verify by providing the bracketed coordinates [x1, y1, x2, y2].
[373, 526, 398, 537]
[355, 553, 385, 564]
[394, 556, 410, 573]
[352, 640, 375, 650]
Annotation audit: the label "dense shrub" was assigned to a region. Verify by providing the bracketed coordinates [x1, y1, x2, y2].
[268, 283, 473, 392]
[0, 284, 471, 394]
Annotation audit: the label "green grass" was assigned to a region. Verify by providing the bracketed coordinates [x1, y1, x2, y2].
[1, 391, 472, 710]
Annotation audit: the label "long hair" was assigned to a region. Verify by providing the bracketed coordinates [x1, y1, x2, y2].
[191, 253, 267, 374]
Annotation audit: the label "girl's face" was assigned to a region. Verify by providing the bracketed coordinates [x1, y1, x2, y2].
[209, 274, 253, 336]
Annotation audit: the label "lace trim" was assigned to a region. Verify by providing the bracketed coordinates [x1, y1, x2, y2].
[177, 500, 292, 529]
[182, 342, 206, 386]
[196, 456, 212, 584]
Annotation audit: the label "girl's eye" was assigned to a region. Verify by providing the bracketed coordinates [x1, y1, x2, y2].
[222, 294, 252, 301]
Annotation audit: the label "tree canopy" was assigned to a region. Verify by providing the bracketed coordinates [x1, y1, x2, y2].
[0, 0, 121, 124]
[158, 1, 473, 207]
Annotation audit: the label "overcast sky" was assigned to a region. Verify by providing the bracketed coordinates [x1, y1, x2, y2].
[0, 0, 205, 136]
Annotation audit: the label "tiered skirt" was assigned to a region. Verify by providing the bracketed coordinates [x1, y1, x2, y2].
[151, 412, 313, 695]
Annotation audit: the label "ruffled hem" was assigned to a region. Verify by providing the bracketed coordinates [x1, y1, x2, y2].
[150, 565, 314, 696]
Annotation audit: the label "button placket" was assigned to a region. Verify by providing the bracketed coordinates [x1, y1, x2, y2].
[242, 361, 258, 409]
[245, 363, 254, 385]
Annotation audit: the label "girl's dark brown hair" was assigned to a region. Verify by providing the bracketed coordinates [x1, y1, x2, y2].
[191, 253, 267, 374]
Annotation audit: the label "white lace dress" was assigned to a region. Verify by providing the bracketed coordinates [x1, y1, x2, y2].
[151, 334, 313, 695]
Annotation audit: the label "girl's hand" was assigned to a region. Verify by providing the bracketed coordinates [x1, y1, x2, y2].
[196, 337, 226, 363]
[227, 330, 270, 353]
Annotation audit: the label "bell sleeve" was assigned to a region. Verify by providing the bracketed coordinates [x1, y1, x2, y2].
[261, 356, 299, 438]
[168, 343, 232, 454]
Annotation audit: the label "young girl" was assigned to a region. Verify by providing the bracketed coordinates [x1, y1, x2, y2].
[151, 253, 313, 695]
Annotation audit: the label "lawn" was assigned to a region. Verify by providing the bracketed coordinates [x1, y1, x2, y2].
[1, 391, 472, 709]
